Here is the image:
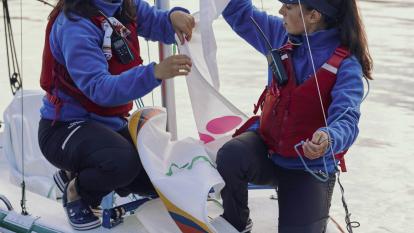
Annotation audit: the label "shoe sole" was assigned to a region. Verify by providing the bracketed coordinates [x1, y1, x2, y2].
[70, 219, 101, 231]
[53, 171, 66, 193]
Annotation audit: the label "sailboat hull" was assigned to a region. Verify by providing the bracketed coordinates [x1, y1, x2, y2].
[0, 178, 149, 233]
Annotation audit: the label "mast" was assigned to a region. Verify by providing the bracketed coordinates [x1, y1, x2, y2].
[156, 0, 178, 140]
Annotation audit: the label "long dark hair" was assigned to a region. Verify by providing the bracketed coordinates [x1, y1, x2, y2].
[325, 0, 373, 80]
[49, 0, 136, 23]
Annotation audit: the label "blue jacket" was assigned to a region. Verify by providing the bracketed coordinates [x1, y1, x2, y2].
[223, 0, 364, 173]
[40, 0, 187, 130]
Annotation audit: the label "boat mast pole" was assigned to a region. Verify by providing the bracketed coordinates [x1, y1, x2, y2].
[156, 0, 177, 140]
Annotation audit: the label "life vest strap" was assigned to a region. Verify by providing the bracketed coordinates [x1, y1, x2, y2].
[253, 88, 268, 115]
[338, 157, 347, 172]
[233, 116, 260, 138]
[326, 46, 350, 70]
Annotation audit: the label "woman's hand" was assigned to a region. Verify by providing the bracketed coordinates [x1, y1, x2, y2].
[154, 54, 192, 80]
[170, 11, 195, 44]
[302, 130, 330, 160]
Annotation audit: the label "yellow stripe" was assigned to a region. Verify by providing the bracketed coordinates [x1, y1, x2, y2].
[128, 110, 141, 146]
[155, 188, 212, 233]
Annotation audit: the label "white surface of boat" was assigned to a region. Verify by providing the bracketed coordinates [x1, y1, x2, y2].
[0, 90, 345, 233]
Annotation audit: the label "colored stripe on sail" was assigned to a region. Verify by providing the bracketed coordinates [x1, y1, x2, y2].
[156, 189, 212, 233]
[170, 212, 209, 233]
[128, 111, 141, 146]
[128, 108, 163, 146]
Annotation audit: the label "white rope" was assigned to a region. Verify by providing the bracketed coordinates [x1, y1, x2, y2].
[296, 3, 361, 232]
[297, 0, 338, 168]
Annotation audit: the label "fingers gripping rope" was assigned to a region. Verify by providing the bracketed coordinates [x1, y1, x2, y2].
[294, 142, 329, 182]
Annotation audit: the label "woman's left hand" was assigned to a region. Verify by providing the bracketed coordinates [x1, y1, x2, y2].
[302, 131, 330, 160]
[170, 11, 195, 45]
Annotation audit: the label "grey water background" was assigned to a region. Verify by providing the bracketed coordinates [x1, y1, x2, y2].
[0, 0, 413, 232]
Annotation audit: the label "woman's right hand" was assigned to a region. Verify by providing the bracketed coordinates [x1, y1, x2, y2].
[154, 54, 192, 80]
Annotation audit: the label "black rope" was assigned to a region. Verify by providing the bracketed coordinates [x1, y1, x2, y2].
[19, 0, 28, 216]
[1, 0, 52, 216]
[2, 0, 22, 95]
[337, 171, 360, 233]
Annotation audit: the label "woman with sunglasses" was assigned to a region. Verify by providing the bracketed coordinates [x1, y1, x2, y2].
[217, 0, 372, 232]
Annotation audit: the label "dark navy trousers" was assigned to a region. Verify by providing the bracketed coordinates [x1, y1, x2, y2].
[216, 131, 336, 233]
[38, 119, 155, 207]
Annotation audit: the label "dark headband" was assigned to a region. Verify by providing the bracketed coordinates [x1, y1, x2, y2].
[279, 0, 338, 18]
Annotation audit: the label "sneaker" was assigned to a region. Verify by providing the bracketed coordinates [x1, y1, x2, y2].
[63, 183, 101, 230]
[241, 218, 253, 233]
[53, 170, 72, 193]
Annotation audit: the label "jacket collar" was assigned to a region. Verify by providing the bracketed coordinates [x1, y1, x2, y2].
[93, 0, 123, 17]
[288, 28, 340, 50]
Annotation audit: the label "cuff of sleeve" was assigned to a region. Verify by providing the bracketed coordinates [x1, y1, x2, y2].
[167, 7, 191, 27]
[168, 7, 191, 21]
[166, 7, 190, 44]
[148, 62, 162, 86]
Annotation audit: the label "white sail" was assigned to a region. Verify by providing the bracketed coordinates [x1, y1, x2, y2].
[178, 0, 248, 161]
[125, 1, 248, 232]
[2, 90, 57, 198]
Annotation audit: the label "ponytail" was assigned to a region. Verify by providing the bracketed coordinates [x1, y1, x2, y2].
[327, 0, 373, 80]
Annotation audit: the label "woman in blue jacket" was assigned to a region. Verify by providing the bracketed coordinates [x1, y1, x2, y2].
[217, 0, 372, 232]
[37, 0, 194, 230]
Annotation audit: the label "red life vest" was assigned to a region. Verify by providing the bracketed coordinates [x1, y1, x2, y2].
[235, 43, 350, 172]
[40, 13, 143, 119]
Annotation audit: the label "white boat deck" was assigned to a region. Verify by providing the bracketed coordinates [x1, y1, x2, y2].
[0, 139, 344, 233]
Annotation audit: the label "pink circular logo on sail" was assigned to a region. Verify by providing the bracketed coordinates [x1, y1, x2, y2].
[199, 133, 215, 144]
[206, 116, 243, 134]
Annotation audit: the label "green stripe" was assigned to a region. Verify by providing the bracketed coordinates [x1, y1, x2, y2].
[0, 211, 27, 233]
[166, 155, 216, 176]
[0, 211, 62, 233]
[32, 224, 64, 233]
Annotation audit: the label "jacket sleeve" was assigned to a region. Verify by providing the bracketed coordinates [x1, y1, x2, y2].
[135, 0, 189, 44]
[320, 56, 365, 155]
[53, 16, 161, 107]
[222, 0, 287, 55]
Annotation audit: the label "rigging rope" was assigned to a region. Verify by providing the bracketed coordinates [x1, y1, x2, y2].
[18, 0, 28, 215]
[2, 0, 22, 95]
[147, 39, 155, 106]
[297, 1, 360, 231]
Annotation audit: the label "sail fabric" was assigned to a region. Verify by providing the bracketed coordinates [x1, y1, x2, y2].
[198, 0, 232, 90]
[2, 90, 57, 198]
[129, 107, 229, 233]
[178, 0, 247, 161]
[129, 1, 248, 232]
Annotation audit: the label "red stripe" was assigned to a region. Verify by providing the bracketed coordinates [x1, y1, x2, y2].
[175, 222, 206, 233]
